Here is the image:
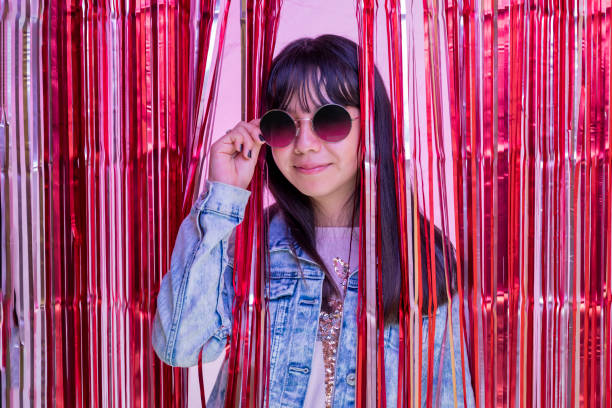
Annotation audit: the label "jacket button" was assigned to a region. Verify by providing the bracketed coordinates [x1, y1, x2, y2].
[346, 373, 356, 386]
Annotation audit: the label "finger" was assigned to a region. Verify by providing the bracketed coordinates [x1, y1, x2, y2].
[216, 130, 244, 156]
[232, 126, 255, 160]
[235, 125, 266, 161]
[240, 120, 265, 146]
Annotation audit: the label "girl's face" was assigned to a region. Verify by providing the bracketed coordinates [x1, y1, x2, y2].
[271, 84, 361, 210]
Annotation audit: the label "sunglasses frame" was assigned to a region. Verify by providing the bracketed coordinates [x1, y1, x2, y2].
[260, 103, 360, 148]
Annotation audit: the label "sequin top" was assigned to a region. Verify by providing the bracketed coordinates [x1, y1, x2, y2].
[304, 226, 359, 408]
[318, 257, 351, 407]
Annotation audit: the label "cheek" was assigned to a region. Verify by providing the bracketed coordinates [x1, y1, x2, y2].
[271, 147, 291, 172]
[326, 144, 359, 182]
[340, 130, 361, 169]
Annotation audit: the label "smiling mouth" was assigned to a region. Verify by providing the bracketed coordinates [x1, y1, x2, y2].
[294, 164, 330, 174]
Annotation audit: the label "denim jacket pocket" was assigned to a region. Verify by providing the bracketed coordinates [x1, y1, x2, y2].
[267, 277, 298, 353]
[268, 278, 298, 300]
[265, 275, 299, 404]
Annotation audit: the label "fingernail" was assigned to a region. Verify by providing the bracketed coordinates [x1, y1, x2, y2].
[247, 150, 252, 158]
[240, 144, 243, 152]
[259, 134, 265, 142]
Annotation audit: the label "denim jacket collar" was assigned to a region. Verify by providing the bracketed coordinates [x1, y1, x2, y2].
[267, 213, 360, 285]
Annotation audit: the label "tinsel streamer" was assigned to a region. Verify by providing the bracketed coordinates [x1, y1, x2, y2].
[384, 0, 413, 407]
[0, 0, 229, 405]
[398, 2, 423, 405]
[421, 0, 455, 404]
[182, 0, 232, 217]
[222, 1, 281, 407]
[444, 0, 482, 405]
[404, 0, 427, 404]
[0, 113, 7, 373]
[3, 0, 612, 406]
[503, 1, 524, 406]
[198, 350, 207, 408]
[356, 1, 383, 407]
[421, 0, 469, 404]
[184, 2, 233, 402]
[607, 0, 612, 394]
[580, 1, 609, 406]
[442, 0, 612, 406]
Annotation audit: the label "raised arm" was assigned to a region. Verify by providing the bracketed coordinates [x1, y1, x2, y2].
[152, 181, 250, 367]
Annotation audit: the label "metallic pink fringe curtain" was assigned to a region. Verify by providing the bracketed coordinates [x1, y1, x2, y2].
[1, 0, 611, 407]
[1, 0, 230, 405]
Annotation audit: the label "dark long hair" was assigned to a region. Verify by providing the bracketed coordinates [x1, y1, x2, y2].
[262, 34, 456, 322]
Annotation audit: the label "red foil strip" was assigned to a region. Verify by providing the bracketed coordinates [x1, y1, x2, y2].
[390, 34, 406, 406]
[445, 0, 473, 398]
[607, 0, 612, 398]
[583, 1, 608, 406]
[421, 0, 450, 404]
[505, 1, 525, 407]
[199, 349, 207, 408]
[356, 1, 384, 407]
[442, 0, 612, 406]
[384, 2, 413, 407]
[182, 0, 232, 217]
[223, 2, 281, 407]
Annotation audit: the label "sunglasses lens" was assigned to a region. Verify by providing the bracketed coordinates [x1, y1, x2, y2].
[313, 104, 352, 142]
[260, 110, 296, 147]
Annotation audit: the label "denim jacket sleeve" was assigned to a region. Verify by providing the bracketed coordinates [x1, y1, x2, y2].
[152, 181, 251, 367]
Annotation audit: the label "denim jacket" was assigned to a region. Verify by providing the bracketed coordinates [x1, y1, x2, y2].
[152, 181, 476, 407]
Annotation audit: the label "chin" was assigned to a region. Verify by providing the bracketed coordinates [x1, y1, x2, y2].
[292, 180, 336, 199]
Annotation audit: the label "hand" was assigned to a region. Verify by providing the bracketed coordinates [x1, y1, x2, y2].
[208, 119, 266, 190]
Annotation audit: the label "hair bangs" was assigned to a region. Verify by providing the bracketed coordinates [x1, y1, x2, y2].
[264, 38, 360, 113]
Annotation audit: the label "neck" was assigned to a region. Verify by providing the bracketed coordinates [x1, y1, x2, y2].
[311, 189, 357, 227]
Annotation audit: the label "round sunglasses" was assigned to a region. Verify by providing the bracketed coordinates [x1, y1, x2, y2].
[259, 103, 360, 148]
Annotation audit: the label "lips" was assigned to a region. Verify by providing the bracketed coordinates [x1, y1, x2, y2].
[294, 163, 331, 174]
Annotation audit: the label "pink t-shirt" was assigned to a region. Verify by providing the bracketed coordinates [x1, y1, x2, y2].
[304, 226, 359, 407]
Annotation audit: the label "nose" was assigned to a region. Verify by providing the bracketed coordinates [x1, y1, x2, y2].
[293, 118, 321, 154]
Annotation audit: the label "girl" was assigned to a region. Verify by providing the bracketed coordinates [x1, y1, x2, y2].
[153, 34, 475, 407]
